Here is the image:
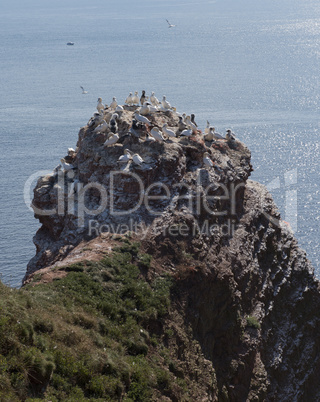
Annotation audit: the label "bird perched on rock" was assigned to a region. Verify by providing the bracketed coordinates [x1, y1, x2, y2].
[115, 105, 124, 113]
[118, 149, 133, 163]
[97, 97, 104, 113]
[204, 127, 216, 141]
[134, 111, 151, 126]
[68, 148, 76, 157]
[132, 91, 139, 105]
[109, 113, 119, 133]
[185, 115, 197, 132]
[132, 153, 145, 165]
[125, 92, 133, 106]
[226, 129, 236, 141]
[144, 133, 156, 143]
[180, 128, 193, 137]
[60, 158, 76, 172]
[94, 119, 108, 133]
[150, 127, 165, 141]
[140, 90, 146, 105]
[191, 114, 198, 127]
[110, 97, 118, 109]
[88, 111, 104, 128]
[178, 116, 187, 132]
[161, 95, 172, 110]
[203, 152, 214, 168]
[162, 123, 176, 138]
[139, 102, 151, 116]
[104, 133, 119, 147]
[150, 92, 160, 106]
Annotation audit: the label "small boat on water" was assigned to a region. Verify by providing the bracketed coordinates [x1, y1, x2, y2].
[67, 42, 74, 46]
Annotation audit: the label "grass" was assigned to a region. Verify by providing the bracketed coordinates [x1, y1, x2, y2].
[246, 315, 261, 329]
[0, 241, 184, 401]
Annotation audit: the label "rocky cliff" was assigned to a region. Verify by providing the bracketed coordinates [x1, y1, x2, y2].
[24, 101, 320, 401]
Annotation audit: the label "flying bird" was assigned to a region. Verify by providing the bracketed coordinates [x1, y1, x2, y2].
[80, 86, 88, 94]
[166, 19, 176, 28]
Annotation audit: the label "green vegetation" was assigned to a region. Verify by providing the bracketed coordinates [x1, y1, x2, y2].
[0, 241, 187, 401]
[246, 315, 261, 329]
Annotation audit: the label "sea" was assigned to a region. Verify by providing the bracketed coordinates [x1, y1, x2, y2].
[0, 0, 319, 287]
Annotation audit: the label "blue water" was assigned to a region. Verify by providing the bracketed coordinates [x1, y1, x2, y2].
[0, 0, 319, 287]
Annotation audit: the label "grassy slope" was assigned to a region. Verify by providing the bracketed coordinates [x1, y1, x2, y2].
[0, 239, 214, 401]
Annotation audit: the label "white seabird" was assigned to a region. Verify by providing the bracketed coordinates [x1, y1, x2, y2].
[145, 133, 156, 143]
[104, 133, 119, 147]
[118, 149, 133, 163]
[68, 148, 76, 156]
[97, 98, 104, 113]
[132, 153, 145, 166]
[204, 127, 216, 141]
[203, 152, 214, 168]
[161, 95, 172, 110]
[110, 97, 118, 109]
[185, 115, 197, 131]
[94, 119, 108, 133]
[125, 92, 133, 106]
[139, 102, 151, 116]
[162, 123, 176, 138]
[180, 128, 193, 137]
[150, 127, 165, 141]
[134, 111, 151, 126]
[60, 158, 75, 171]
[166, 19, 176, 28]
[115, 105, 124, 113]
[80, 86, 88, 94]
[150, 92, 160, 106]
[132, 91, 139, 105]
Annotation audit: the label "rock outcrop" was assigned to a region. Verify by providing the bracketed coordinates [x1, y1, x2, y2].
[25, 102, 320, 400]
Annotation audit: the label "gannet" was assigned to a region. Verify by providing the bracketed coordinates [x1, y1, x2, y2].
[145, 133, 156, 143]
[178, 116, 187, 132]
[162, 123, 176, 138]
[132, 91, 139, 105]
[110, 97, 118, 109]
[203, 152, 214, 168]
[125, 92, 133, 106]
[80, 86, 88, 94]
[97, 98, 104, 113]
[150, 127, 165, 141]
[134, 111, 151, 126]
[118, 149, 133, 163]
[204, 121, 210, 134]
[180, 128, 193, 137]
[104, 133, 119, 147]
[185, 116, 197, 131]
[132, 153, 145, 165]
[150, 92, 160, 106]
[191, 114, 198, 127]
[94, 119, 108, 133]
[139, 102, 151, 116]
[115, 105, 124, 112]
[140, 90, 146, 105]
[68, 148, 76, 156]
[204, 127, 216, 141]
[166, 19, 176, 28]
[162, 95, 171, 110]
[213, 130, 224, 140]
[226, 129, 236, 141]
[60, 158, 75, 171]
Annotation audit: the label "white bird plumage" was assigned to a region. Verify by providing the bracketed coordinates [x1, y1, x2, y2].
[150, 92, 160, 106]
[118, 149, 133, 163]
[203, 152, 214, 168]
[110, 97, 117, 109]
[132, 91, 139, 105]
[226, 129, 236, 141]
[204, 120, 210, 135]
[97, 97, 104, 113]
[180, 128, 193, 137]
[125, 92, 133, 106]
[161, 95, 172, 110]
[94, 119, 108, 133]
[104, 133, 119, 147]
[134, 112, 151, 126]
[162, 123, 176, 138]
[80, 86, 88, 94]
[166, 19, 176, 28]
[150, 127, 165, 141]
[60, 158, 75, 171]
[132, 153, 144, 165]
[185, 115, 197, 131]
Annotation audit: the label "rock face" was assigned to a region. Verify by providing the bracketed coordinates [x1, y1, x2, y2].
[25, 103, 320, 400]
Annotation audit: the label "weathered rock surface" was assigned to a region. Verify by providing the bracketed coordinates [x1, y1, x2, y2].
[25, 103, 320, 400]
